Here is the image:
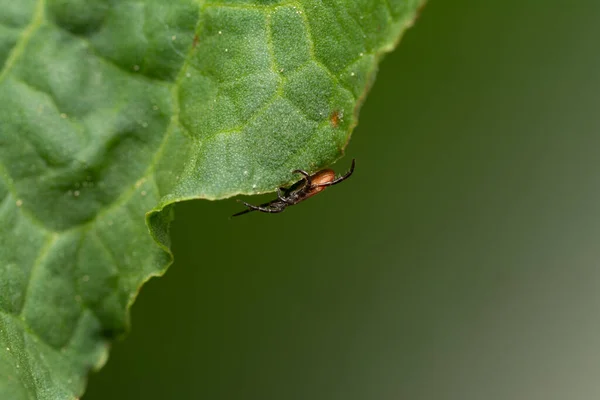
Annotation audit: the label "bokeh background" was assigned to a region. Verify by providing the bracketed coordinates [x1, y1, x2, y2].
[85, 0, 600, 399]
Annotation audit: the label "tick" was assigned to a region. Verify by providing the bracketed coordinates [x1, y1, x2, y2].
[233, 159, 356, 217]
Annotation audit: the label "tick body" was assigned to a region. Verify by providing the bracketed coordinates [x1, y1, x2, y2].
[233, 159, 355, 217]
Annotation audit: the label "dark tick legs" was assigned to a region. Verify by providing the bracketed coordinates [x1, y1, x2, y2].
[233, 159, 355, 217]
[241, 202, 285, 213]
[292, 169, 312, 186]
[232, 200, 286, 217]
[277, 188, 294, 204]
[313, 159, 355, 188]
[231, 208, 253, 217]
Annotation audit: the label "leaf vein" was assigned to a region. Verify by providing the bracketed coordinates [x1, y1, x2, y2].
[18, 233, 58, 317]
[0, 0, 45, 85]
[293, 2, 356, 96]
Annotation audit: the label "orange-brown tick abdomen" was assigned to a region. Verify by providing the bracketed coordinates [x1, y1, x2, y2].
[306, 169, 335, 197]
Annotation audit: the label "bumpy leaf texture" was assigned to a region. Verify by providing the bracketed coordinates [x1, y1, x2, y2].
[0, 0, 423, 398]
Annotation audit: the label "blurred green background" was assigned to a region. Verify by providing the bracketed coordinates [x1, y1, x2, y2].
[85, 0, 600, 399]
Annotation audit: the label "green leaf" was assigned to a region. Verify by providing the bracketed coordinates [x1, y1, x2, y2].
[0, 0, 423, 398]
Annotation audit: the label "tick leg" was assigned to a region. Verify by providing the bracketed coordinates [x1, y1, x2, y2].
[314, 159, 355, 187]
[233, 200, 286, 216]
[231, 208, 253, 217]
[292, 169, 310, 179]
[243, 203, 286, 213]
[277, 188, 294, 204]
[292, 169, 312, 186]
